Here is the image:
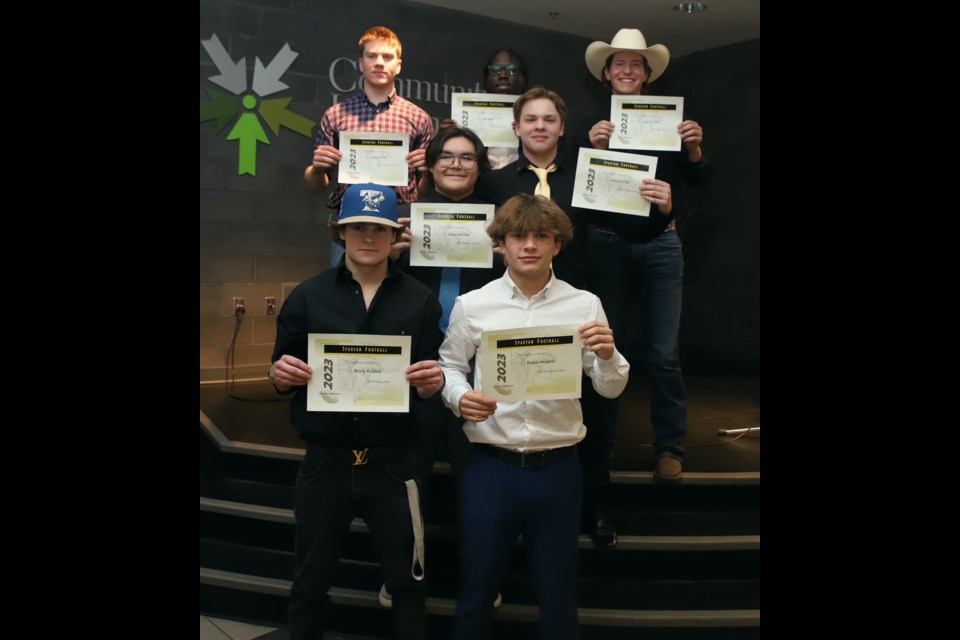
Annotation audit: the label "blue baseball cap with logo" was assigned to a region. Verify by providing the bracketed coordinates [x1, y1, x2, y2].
[336, 184, 404, 229]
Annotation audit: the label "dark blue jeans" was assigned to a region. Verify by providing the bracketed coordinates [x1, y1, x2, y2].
[454, 449, 582, 640]
[288, 448, 426, 640]
[588, 229, 687, 459]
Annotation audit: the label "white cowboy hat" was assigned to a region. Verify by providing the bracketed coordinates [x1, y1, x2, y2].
[585, 28, 670, 84]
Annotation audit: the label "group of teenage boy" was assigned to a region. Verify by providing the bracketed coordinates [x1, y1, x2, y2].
[272, 23, 710, 640]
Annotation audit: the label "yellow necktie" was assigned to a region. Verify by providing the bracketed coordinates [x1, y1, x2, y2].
[528, 163, 557, 199]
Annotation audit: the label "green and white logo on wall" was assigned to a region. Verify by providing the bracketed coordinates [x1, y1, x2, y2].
[200, 35, 314, 176]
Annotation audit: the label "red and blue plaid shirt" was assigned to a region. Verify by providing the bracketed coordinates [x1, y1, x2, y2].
[315, 91, 434, 208]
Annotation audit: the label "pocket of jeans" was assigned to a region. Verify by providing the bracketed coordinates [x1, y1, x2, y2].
[384, 455, 417, 484]
[298, 454, 328, 480]
[589, 230, 616, 249]
[654, 230, 682, 250]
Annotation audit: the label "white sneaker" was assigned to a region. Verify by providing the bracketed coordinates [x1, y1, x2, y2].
[379, 583, 392, 608]
[380, 583, 501, 609]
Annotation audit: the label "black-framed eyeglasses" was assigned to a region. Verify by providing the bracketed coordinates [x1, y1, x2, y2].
[436, 152, 477, 167]
[487, 64, 518, 76]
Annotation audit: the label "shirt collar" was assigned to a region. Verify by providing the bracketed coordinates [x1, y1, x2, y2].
[500, 269, 556, 300]
[359, 88, 396, 109]
[336, 257, 402, 283]
[515, 149, 567, 173]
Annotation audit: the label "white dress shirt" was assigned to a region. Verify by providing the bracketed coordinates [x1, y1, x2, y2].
[439, 270, 630, 451]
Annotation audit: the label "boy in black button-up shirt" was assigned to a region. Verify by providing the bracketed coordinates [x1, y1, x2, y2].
[270, 184, 444, 640]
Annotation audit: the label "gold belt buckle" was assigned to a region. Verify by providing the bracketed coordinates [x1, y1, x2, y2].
[352, 448, 370, 466]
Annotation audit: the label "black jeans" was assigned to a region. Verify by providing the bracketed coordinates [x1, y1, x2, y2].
[288, 447, 426, 640]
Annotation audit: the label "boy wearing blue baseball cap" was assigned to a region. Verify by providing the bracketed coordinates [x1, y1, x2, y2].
[270, 184, 444, 640]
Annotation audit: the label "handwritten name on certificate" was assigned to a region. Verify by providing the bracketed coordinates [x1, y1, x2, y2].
[307, 334, 412, 413]
[572, 148, 659, 217]
[338, 132, 410, 186]
[409, 203, 495, 268]
[479, 325, 582, 402]
[609, 95, 683, 152]
[451, 93, 519, 147]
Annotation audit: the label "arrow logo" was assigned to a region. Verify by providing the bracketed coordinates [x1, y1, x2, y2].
[199, 88, 241, 131]
[201, 34, 247, 95]
[253, 43, 298, 97]
[260, 97, 314, 137]
[200, 35, 314, 177]
[227, 113, 270, 176]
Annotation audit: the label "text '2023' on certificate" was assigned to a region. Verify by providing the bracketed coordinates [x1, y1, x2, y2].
[307, 333, 412, 413]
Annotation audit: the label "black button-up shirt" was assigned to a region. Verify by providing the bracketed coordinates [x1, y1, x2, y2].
[272, 260, 442, 447]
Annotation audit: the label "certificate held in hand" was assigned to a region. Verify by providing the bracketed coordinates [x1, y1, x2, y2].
[338, 131, 410, 187]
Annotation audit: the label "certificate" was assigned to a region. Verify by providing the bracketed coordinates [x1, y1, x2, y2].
[338, 132, 410, 186]
[307, 333, 412, 413]
[609, 95, 683, 152]
[451, 93, 519, 147]
[409, 203, 495, 268]
[571, 148, 659, 217]
[479, 325, 582, 402]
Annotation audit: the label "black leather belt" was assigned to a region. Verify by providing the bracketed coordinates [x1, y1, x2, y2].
[475, 443, 577, 468]
[306, 444, 413, 466]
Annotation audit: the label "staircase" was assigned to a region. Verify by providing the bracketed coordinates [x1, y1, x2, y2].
[200, 378, 760, 639]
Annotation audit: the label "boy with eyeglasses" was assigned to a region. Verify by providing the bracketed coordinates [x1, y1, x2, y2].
[483, 50, 527, 96]
[433, 50, 530, 170]
[482, 50, 528, 169]
[391, 125, 507, 611]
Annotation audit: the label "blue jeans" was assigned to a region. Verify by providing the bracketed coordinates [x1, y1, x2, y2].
[588, 229, 687, 459]
[288, 448, 426, 640]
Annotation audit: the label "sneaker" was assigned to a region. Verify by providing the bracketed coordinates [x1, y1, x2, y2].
[654, 456, 682, 482]
[380, 584, 501, 609]
[379, 583, 392, 608]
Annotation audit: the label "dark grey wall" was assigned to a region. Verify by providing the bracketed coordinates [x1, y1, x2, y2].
[658, 39, 761, 369]
[200, 0, 760, 374]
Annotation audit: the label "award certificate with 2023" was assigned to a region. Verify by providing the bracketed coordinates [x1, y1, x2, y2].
[479, 325, 582, 402]
[307, 334, 412, 413]
[409, 203, 495, 268]
[609, 95, 683, 152]
[572, 148, 659, 217]
[337, 131, 410, 186]
[451, 93, 519, 147]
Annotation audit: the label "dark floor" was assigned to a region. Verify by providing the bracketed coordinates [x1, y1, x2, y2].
[200, 368, 760, 474]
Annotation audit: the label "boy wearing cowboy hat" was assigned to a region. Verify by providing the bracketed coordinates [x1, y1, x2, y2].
[579, 29, 711, 484]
